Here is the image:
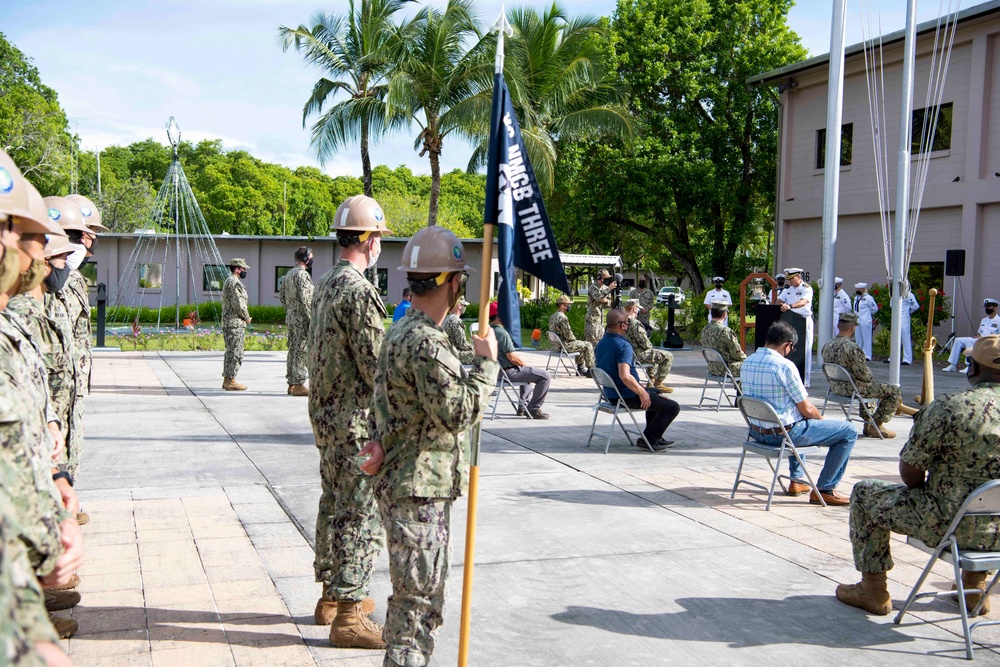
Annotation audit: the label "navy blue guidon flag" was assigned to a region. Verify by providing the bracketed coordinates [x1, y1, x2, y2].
[483, 72, 570, 347]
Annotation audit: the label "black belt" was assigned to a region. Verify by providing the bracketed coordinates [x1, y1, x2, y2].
[750, 421, 800, 436]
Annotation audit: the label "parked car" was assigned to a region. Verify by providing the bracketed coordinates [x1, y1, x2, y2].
[656, 286, 686, 305]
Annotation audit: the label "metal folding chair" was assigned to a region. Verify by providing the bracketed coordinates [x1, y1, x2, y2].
[894, 480, 1000, 660]
[732, 396, 826, 511]
[586, 368, 654, 453]
[820, 363, 883, 439]
[488, 370, 534, 420]
[698, 348, 741, 411]
[545, 331, 580, 378]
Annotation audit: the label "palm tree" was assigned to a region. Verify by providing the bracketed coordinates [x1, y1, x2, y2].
[384, 0, 491, 226]
[279, 0, 414, 197]
[463, 3, 632, 194]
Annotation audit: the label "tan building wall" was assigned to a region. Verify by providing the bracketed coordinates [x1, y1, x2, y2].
[757, 2, 1000, 335]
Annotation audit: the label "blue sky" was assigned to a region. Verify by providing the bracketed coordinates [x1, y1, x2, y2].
[4, 0, 984, 179]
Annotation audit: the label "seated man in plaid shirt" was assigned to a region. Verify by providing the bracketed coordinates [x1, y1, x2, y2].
[741, 321, 857, 506]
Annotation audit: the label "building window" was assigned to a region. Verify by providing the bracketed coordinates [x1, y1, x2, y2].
[203, 264, 229, 292]
[912, 102, 952, 153]
[79, 263, 97, 289]
[377, 268, 388, 297]
[816, 124, 854, 169]
[275, 266, 293, 293]
[138, 263, 162, 289]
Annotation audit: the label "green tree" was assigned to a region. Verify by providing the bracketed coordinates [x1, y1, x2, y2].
[0, 32, 73, 195]
[610, 0, 807, 292]
[464, 5, 631, 194]
[385, 0, 491, 226]
[279, 0, 415, 197]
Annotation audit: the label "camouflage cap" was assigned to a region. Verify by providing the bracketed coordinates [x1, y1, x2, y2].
[555, 294, 572, 305]
[711, 300, 729, 311]
[838, 311, 859, 324]
[229, 258, 250, 269]
[625, 299, 640, 309]
[971, 336, 1000, 370]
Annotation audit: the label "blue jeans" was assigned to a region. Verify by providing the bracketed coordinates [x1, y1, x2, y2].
[751, 419, 857, 491]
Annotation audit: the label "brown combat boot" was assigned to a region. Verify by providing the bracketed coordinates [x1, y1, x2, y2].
[45, 589, 81, 611]
[863, 423, 895, 439]
[953, 570, 992, 616]
[45, 574, 80, 592]
[329, 600, 386, 649]
[223, 377, 247, 391]
[835, 571, 892, 615]
[48, 614, 78, 639]
[653, 380, 674, 393]
[314, 593, 376, 625]
[288, 384, 309, 397]
[76, 511, 90, 526]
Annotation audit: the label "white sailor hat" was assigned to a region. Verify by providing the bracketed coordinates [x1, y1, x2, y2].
[855, 282, 868, 289]
[712, 276, 724, 282]
[775, 273, 785, 279]
[784, 267, 803, 276]
[985, 298, 999, 307]
[835, 277, 843, 284]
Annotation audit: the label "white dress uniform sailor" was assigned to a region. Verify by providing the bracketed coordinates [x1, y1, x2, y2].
[945, 298, 1000, 371]
[778, 268, 814, 386]
[832, 278, 851, 339]
[852, 283, 879, 360]
[704, 278, 733, 325]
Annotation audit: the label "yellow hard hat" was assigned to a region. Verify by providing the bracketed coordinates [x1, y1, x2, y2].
[398, 226, 474, 276]
[66, 194, 108, 232]
[333, 195, 391, 236]
[44, 196, 90, 234]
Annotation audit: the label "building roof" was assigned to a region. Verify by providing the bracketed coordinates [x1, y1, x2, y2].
[749, 0, 1000, 85]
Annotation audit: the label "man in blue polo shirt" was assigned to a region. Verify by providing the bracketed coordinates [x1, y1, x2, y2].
[392, 287, 411, 322]
[741, 321, 857, 506]
[595, 309, 680, 451]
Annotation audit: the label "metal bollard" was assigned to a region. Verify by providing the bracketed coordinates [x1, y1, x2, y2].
[96, 282, 107, 348]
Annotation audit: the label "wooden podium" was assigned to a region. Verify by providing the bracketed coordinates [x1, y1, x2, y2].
[755, 304, 807, 382]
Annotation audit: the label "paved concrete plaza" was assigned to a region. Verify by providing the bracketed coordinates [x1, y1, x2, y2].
[61, 346, 1000, 665]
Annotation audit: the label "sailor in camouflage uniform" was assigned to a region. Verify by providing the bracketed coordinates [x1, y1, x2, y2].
[836, 336, 1000, 616]
[442, 297, 475, 365]
[307, 196, 389, 648]
[7, 234, 83, 480]
[624, 300, 673, 392]
[585, 269, 615, 347]
[820, 312, 900, 439]
[0, 155, 85, 640]
[222, 258, 251, 390]
[279, 246, 314, 396]
[360, 226, 499, 667]
[548, 294, 594, 377]
[699, 302, 746, 378]
[631, 279, 655, 329]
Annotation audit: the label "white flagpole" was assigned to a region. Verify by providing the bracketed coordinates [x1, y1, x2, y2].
[459, 9, 512, 667]
[890, 0, 918, 387]
[818, 0, 847, 364]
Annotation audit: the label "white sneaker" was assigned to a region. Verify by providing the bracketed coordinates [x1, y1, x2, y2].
[962, 365, 970, 374]
[943, 364, 958, 372]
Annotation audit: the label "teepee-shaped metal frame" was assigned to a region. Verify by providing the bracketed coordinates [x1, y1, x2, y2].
[110, 117, 229, 329]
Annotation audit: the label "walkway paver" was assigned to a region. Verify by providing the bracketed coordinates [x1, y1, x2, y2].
[68, 347, 1000, 664]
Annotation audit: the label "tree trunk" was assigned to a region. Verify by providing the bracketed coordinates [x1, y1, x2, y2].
[427, 144, 441, 227]
[361, 115, 373, 198]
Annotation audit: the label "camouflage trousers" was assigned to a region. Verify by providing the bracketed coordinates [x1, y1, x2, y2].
[562, 339, 595, 370]
[2, 535, 58, 658]
[854, 381, 900, 425]
[377, 493, 451, 667]
[850, 480, 951, 573]
[73, 350, 88, 478]
[584, 316, 603, 347]
[637, 348, 673, 383]
[285, 321, 308, 385]
[222, 326, 245, 379]
[315, 439, 384, 601]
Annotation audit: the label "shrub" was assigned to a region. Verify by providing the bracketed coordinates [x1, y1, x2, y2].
[519, 300, 557, 330]
[464, 302, 479, 321]
[248, 305, 286, 324]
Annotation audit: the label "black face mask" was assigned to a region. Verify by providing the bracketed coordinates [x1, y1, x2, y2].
[856, 290, 863, 296]
[714, 283, 723, 289]
[238, 269, 247, 279]
[306, 257, 314, 270]
[987, 307, 997, 316]
[44, 264, 72, 292]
